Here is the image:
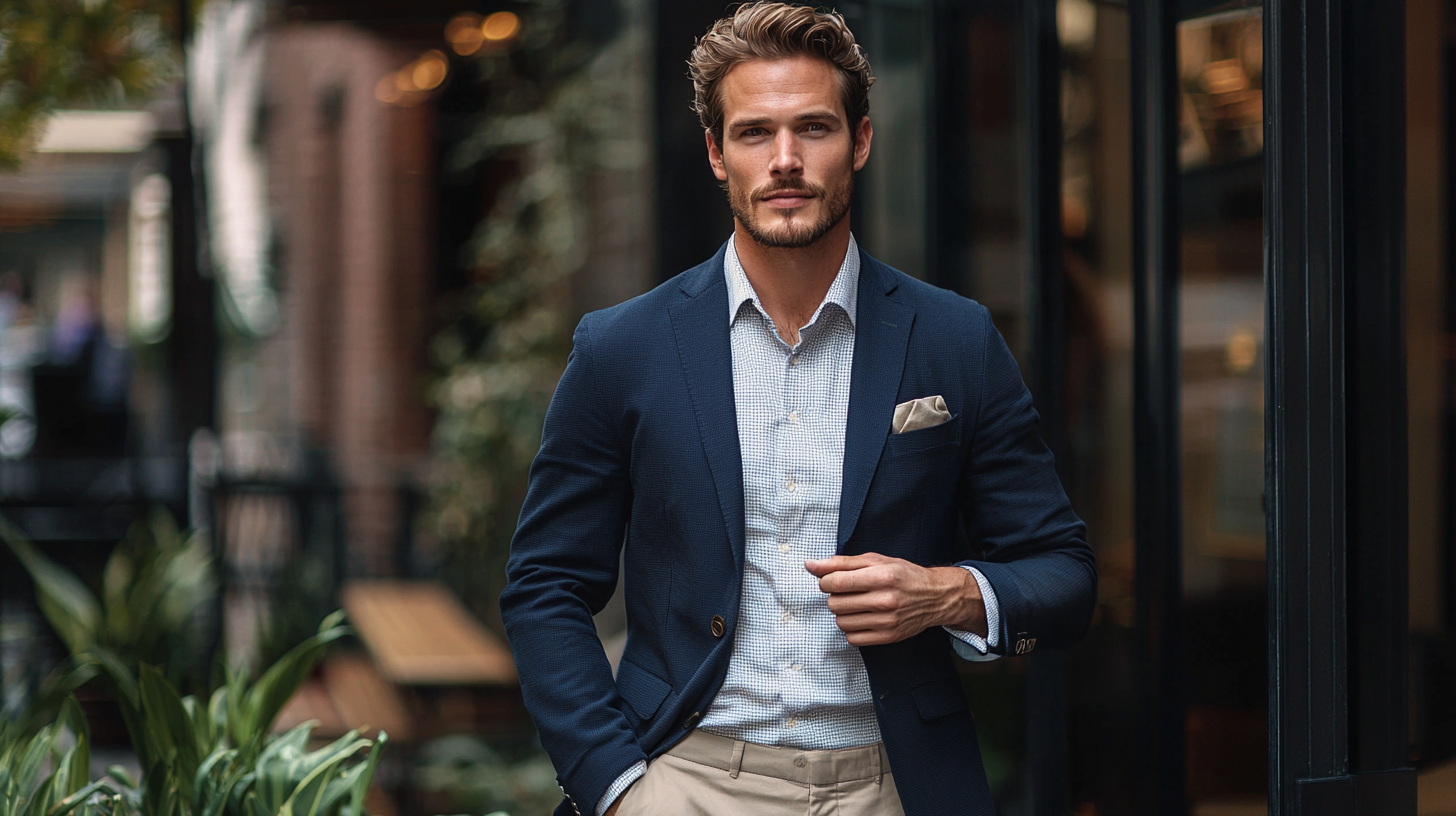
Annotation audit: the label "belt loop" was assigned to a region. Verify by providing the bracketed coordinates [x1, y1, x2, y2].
[729, 740, 746, 779]
[873, 743, 883, 786]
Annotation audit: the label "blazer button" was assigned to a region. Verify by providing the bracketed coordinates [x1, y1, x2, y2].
[684, 711, 702, 730]
[710, 615, 726, 638]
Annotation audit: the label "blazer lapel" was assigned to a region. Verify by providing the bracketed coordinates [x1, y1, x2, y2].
[668, 245, 747, 572]
[838, 253, 914, 550]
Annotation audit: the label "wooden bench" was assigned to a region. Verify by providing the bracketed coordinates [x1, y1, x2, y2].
[341, 580, 517, 686]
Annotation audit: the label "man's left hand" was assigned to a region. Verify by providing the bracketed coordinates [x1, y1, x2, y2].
[805, 553, 988, 646]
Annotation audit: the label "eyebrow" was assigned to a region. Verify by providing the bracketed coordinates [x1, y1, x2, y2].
[727, 110, 842, 131]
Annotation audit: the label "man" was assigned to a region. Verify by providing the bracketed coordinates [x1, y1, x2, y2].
[499, 4, 1096, 815]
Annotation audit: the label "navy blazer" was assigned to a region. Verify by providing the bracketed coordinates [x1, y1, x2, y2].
[500, 244, 1095, 816]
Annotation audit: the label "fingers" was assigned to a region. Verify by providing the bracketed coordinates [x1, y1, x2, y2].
[830, 610, 897, 633]
[803, 552, 892, 577]
[825, 590, 899, 616]
[842, 627, 899, 647]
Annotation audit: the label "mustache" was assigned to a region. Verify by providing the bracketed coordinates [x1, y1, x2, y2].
[750, 178, 826, 201]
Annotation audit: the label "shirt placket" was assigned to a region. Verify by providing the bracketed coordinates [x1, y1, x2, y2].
[778, 322, 816, 733]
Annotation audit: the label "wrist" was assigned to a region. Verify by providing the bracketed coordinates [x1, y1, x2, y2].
[934, 566, 987, 636]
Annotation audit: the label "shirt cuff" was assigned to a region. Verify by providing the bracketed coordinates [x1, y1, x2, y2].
[596, 760, 647, 816]
[943, 566, 1001, 662]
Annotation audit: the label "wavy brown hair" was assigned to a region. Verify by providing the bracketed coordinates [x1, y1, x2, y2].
[688, 2, 875, 148]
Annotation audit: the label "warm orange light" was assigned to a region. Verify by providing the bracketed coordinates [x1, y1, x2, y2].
[412, 50, 448, 90]
[1226, 331, 1258, 373]
[481, 11, 520, 42]
[376, 75, 404, 104]
[377, 51, 449, 106]
[445, 12, 485, 55]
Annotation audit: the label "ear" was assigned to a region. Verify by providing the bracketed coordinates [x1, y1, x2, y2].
[706, 129, 728, 182]
[852, 116, 873, 172]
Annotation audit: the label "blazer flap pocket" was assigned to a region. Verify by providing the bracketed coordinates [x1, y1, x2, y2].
[911, 676, 969, 721]
[887, 413, 961, 455]
[616, 658, 671, 720]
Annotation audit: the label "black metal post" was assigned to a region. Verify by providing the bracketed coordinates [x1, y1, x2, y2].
[1264, 0, 1349, 809]
[168, 0, 217, 489]
[1265, 0, 1415, 811]
[1129, 0, 1185, 814]
[1342, 0, 1414, 799]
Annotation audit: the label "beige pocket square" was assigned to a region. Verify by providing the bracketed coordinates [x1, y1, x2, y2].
[893, 395, 951, 434]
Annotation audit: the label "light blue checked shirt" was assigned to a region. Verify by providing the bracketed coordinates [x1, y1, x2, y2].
[598, 235, 1000, 814]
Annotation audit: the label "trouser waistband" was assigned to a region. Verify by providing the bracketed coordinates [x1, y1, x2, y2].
[667, 730, 890, 786]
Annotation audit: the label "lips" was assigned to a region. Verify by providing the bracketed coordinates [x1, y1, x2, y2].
[760, 190, 814, 208]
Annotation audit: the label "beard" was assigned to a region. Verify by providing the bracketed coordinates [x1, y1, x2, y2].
[726, 158, 854, 249]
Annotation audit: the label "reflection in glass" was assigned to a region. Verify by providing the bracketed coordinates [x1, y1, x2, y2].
[1178, 7, 1267, 813]
[1060, 3, 1139, 814]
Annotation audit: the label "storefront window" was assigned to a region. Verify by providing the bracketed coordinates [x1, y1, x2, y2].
[1177, 7, 1267, 812]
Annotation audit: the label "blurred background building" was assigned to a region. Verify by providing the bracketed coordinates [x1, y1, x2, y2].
[0, 0, 1451, 814]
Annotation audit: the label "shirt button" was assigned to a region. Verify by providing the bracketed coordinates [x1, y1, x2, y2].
[790, 355, 800, 366]
[791, 663, 802, 671]
[787, 717, 799, 728]
[786, 479, 796, 492]
[779, 543, 790, 553]
[788, 411, 799, 423]
[781, 611, 793, 622]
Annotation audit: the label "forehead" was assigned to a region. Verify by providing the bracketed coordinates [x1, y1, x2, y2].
[718, 56, 844, 122]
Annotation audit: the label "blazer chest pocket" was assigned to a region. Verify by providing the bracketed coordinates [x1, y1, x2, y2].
[886, 413, 961, 456]
[616, 658, 671, 720]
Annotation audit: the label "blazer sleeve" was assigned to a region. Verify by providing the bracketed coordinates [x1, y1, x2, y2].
[956, 304, 1097, 654]
[499, 314, 644, 813]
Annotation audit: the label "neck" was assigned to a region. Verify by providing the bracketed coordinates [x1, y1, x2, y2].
[733, 217, 852, 343]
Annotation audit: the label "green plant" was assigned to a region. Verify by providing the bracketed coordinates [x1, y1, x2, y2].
[2, 613, 387, 816]
[2, 508, 216, 695]
[0, 0, 183, 169]
[124, 612, 384, 816]
[427, 0, 639, 632]
[0, 696, 127, 816]
[414, 734, 559, 816]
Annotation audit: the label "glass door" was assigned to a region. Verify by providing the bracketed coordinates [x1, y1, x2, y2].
[1175, 6, 1267, 814]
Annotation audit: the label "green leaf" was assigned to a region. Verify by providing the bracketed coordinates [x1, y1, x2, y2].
[45, 780, 115, 816]
[22, 768, 59, 816]
[102, 768, 136, 790]
[278, 742, 367, 816]
[316, 610, 346, 636]
[207, 687, 230, 754]
[56, 698, 90, 797]
[240, 624, 348, 740]
[12, 724, 61, 809]
[22, 660, 100, 734]
[345, 732, 386, 816]
[0, 520, 101, 654]
[138, 666, 201, 800]
[140, 758, 175, 816]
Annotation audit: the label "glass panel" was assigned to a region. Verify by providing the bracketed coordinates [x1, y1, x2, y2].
[1176, 6, 1268, 813]
[961, 5, 1030, 363]
[1409, 0, 1456, 805]
[1060, 2, 1139, 813]
[937, 3, 1032, 810]
[856, 0, 928, 277]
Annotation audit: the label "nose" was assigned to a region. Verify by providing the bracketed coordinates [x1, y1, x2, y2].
[768, 128, 804, 177]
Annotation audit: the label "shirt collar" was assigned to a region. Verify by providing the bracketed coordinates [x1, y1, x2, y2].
[724, 233, 860, 328]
